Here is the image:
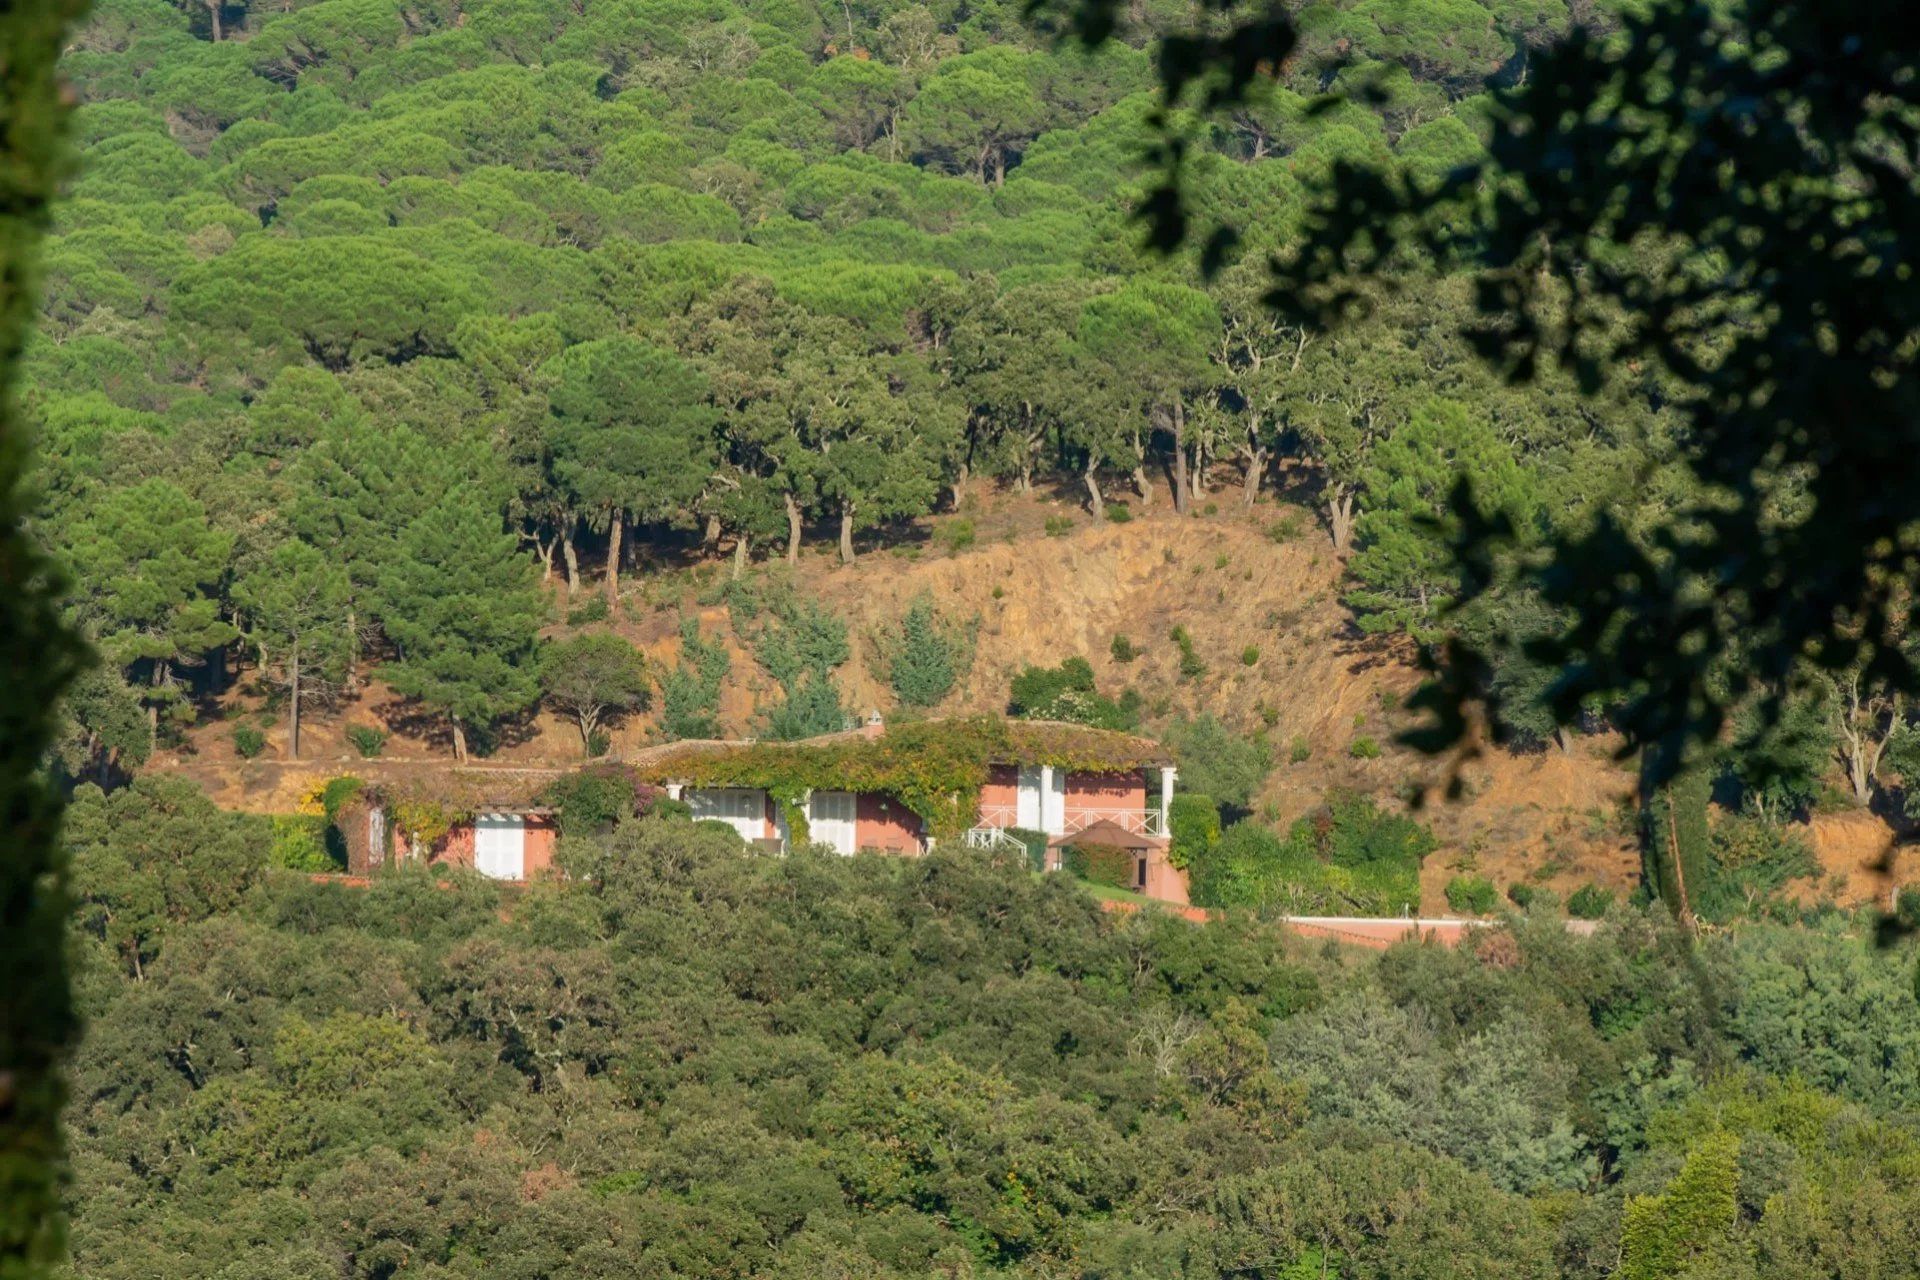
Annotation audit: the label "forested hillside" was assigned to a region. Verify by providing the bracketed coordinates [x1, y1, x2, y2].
[36, 0, 1652, 769]
[58, 790, 1920, 1279]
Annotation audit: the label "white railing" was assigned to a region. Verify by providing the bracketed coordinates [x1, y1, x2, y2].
[968, 805, 1169, 840]
[963, 826, 1029, 855]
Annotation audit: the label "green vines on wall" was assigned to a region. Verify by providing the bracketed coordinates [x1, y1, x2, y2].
[648, 716, 1165, 841]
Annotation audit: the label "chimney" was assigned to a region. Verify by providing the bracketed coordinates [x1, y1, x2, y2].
[861, 709, 884, 739]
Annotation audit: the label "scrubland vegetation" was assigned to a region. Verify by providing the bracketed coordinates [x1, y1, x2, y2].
[57, 779, 1920, 1279]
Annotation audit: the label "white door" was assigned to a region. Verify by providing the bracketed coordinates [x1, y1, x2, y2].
[1015, 766, 1042, 829]
[688, 788, 767, 841]
[474, 815, 526, 880]
[1041, 769, 1067, 836]
[809, 790, 857, 855]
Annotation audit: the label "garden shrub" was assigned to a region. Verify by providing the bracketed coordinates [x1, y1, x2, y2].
[1446, 874, 1498, 915]
[233, 725, 266, 758]
[269, 814, 336, 872]
[1062, 841, 1137, 889]
[1006, 826, 1050, 873]
[540, 764, 651, 837]
[1167, 793, 1221, 871]
[346, 724, 387, 758]
[1007, 657, 1138, 730]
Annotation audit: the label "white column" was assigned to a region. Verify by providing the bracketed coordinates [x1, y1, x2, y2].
[1039, 764, 1057, 835]
[666, 782, 683, 800]
[1158, 766, 1175, 836]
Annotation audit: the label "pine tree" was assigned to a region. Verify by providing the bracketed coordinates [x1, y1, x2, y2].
[377, 495, 543, 760]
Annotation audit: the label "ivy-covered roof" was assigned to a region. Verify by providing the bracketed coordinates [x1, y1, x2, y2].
[624, 716, 1170, 840]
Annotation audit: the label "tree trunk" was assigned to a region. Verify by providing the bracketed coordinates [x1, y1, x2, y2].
[1170, 400, 1191, 514]
[206, 0, 222, 40]
[604, 510, 622, 609]
[148, 660, 167, 744]
[1326, 486, 1357, 552]
[288, 640, 301, 760]
[1242, 445, 1266, 505]
[537, 535, 555, 582]
[838, 504, 856, 564]
[451, 720, 469, 763]
[577, 709, 598, 755]
[702, 513, 721, 550]
[1083, 465, 1105, 519]
[785, 492, 803, 563]
[561, 521, 580, 597]
[732, 533, 749, 580]
[990, 147, 1006, 187]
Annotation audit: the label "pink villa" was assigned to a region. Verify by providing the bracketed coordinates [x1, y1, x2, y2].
[330, 715, 1189, 905]
[336, 772, 564, 882]
[633, 714, 1190, 905]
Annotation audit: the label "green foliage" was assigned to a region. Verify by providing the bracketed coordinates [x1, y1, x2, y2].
[1567, 883, 1615, 920]
[540, 631, 649, 755]
[1240, 645, 1259, 666]
[1061, 841, 1136, 889]
[872, 592, 975, 709]
[345, 724, 387, 758]
[268, 814, 339, 873]
[938, 518, 975, 552]
[1169, 624, 1205, 679]
[1164, 715, 1271, 810]
[66, 775, 266, 978]
[1108, 633, 1137, 662]
[1007, 656, 1138, 731]
[1445, 874, 1497, 916]
[540, 764, 647, 838]
[660, 618, 731, 741]
[750, 593, 852, 740]
[1288, 736, 1311, 764]
[231, 725, 266, 759]
[1103, 503, 1132, 523]
[1188, 795, 1435, 914]
[1348, 736, 1381, 759]
[650, 714, 1164, 841]
[1697, 814, 1817, 922]
[1044, 516, 1074, 537]
[1643, 750, 1712, 922]
[1166, 793, 1221, 871]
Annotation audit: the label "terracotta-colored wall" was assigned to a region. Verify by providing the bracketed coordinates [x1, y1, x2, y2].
[429, 816, 560, 881]
[1064, 768, 1148, 812]
[855, 792, 924, 854]
[1142, 851, 1190, 906]
[979, 765, 1020, 824]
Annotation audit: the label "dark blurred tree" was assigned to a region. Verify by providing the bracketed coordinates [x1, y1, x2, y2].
[2, 0, 90, 1269]
[1029, 0, 1920, 791]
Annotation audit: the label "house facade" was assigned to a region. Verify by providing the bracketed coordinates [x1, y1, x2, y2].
[636, 714, 1189, 904]
[335, 775, 564, 882]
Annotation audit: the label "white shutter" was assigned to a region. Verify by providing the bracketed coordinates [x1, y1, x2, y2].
[473, 815, 526, 880]
[808, 790, 858, 854]
[688, 788, 768, 841]
[1042, 768, 1066, 836]
[1015, 766, 1041, 829]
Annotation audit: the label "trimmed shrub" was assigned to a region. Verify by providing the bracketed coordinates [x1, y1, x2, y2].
[1446, 874, 1498, 915]
[233, 725, 266, 759]
[346, 724, 387, 758]
[1167, 793, 1221, 871]
[1062, 841, 1136, 889]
